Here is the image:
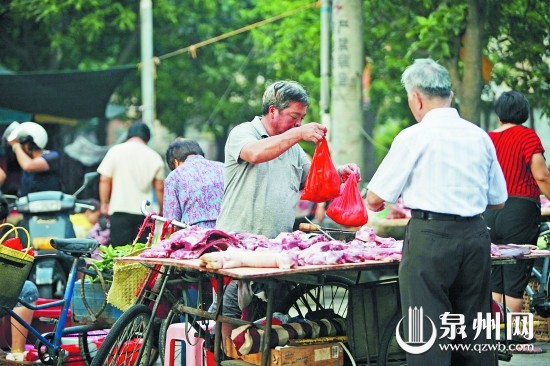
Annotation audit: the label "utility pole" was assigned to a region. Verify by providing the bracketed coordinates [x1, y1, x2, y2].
[320, 0, 331, 126]
[329, 0, 365, 175]
[140, 0, 155, 132]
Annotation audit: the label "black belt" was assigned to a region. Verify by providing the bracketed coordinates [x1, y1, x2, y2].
[411, 209, 482, 222]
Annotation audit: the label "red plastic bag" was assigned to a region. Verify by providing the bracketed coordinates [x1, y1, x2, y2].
[3, 237, 23, 251]
[300, 137, 341, 203]
[326, 174, 368, 227]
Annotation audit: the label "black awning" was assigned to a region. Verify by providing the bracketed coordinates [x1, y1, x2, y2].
[0, 65, 135, 119]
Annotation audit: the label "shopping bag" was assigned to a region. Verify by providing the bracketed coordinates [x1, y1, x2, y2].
[0, 223, 23, 251]
[0, 226, 34, 308]
[300, 137, 341, 203]
[326, 174, 368, 227]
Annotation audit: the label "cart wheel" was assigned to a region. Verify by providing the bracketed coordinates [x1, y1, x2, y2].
[78, 329, 109, 366]
[278, 275, 353, 318]
[90, 304, 155, 366]
[378, 311, 406, 366]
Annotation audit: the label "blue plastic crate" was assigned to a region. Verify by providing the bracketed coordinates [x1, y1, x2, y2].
[72, 282, 122, 325]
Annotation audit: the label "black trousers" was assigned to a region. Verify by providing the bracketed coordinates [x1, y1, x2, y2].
[109, 212, 150, 247]
[399, 217, 496, 366]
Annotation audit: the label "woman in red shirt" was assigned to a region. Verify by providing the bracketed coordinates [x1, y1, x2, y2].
[486, 91, 550, 316]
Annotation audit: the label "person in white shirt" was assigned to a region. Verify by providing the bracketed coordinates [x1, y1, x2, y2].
[97, 122, 164, 246]
[366, 58, 507, 366]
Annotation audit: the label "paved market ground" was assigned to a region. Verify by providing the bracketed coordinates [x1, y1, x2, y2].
[0, 342, 549, 365]
[147, 341, 550, 366]
[502, 341, 550, 365]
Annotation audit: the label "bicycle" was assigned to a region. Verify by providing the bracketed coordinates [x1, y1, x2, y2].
[526, 222, 550, 318]
[377, 222, 550, 366]
[93, 265, 354, 365]
[91, 203, 355, 366]
[1, 237, 111, 365]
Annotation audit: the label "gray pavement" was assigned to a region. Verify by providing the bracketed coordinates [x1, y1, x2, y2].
[505, 341, 550, 365]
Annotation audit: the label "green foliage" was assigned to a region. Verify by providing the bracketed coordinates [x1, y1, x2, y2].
[487, 0, 550, 115]
[408, 4, 467, 59]
[0, 0, 548, 158]
[372, 118, 409, 165]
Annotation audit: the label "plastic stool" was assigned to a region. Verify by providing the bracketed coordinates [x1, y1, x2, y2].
[164, 321, 214, 366]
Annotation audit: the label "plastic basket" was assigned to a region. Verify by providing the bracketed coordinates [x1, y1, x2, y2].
[0, 226, 34, 309]
[73, 281, 123, 325]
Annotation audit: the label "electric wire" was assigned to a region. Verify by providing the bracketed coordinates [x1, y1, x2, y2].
[155, 1, 319, 62]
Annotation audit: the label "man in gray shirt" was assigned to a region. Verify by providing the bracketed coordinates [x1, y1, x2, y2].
[216, 80, 359, 334]
[216, 80, 358, 239]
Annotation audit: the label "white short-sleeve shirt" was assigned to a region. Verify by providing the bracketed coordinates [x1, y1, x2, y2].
[367, 108, 507, 216]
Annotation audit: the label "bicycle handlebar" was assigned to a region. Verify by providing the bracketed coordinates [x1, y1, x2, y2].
[140, 200, 188, 229]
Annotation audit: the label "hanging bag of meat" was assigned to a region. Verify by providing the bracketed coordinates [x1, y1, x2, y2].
[326, 174, 368, 227]
[300, 137, 341, 203]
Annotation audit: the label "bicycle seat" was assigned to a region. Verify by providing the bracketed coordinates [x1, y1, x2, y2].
[50, 238, 99, 257]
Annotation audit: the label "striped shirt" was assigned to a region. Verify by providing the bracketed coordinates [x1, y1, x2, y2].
[489, 125, 544, 199]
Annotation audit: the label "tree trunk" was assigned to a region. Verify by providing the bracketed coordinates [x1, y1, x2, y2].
[330, 0, 365, 174]
[460, 0, 486, 125]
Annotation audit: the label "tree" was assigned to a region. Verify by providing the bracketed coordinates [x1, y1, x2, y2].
[377, 0, 550, 124]
[1, 0, 548, 165]
[0, 0, 154, 70]
[359, 0, 549, 170]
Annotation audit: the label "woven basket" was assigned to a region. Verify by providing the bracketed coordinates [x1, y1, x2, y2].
[0, 226, 34, 309]
[107, 247, 149, 311]
[107, 217, 173, 311]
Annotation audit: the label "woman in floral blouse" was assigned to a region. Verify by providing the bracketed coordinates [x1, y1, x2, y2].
[163, 138, 224, 228]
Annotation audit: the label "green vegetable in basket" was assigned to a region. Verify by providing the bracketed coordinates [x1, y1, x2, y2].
[91, 243, 147, 276]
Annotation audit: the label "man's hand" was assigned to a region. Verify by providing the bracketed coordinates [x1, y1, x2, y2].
[299, 123, 327, 144]
[100, 202, 110, 217]
[338, 163, 361, 182]
[366, 190, 386, 212]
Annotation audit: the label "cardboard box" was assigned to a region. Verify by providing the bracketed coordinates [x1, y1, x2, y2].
[227, 341, 343, 366]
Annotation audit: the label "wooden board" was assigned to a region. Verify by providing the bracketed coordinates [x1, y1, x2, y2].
[115, 256, 399, 280]
[116, 250, 550, 280]
[224, 337, 343, 366]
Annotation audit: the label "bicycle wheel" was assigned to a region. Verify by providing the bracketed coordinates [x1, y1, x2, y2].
[91, 304, 155, 366]
[158, 283, 213, 366]
[158, 309, 182, 366]
[78, 329, 109, 366]
[159, 308, 213, 366]
[278, 275, 353, 318]
[378, 311, 406, 366]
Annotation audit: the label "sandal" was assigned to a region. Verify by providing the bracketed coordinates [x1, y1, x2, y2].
[5, 352, 27, 362]
[511, 344, 545, 354]
[509, 334, 536, 344]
